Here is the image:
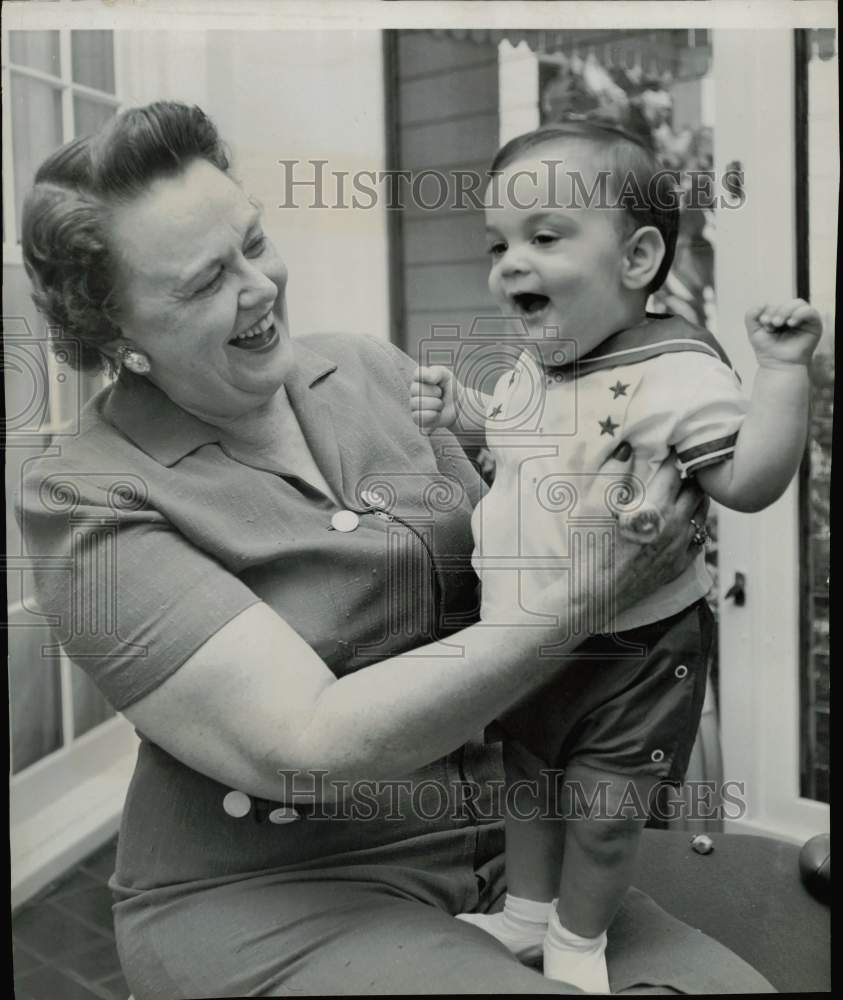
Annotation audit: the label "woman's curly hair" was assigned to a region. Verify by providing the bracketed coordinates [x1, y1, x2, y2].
[21, 101, 230, 373]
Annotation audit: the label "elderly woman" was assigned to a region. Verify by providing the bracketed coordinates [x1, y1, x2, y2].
[16, 102, 768, 998]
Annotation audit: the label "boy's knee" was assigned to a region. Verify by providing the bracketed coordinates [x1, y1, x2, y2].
[568, 815, 644, 864]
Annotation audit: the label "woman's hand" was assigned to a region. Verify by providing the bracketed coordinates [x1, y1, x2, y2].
[572, 441, 707, 631]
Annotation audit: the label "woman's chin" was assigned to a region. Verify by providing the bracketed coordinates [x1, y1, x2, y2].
[225, 326, 295, 393]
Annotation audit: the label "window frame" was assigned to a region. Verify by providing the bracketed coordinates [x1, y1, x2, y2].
[1, 25, 122, 265]
[712, 27, 831, 845]
[4, 25, 135, 910]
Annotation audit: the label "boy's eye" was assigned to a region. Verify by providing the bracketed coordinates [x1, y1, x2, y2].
[245, 234, 267, 257]
[487, 241, 506, 257]
[533, 232, 560, 245]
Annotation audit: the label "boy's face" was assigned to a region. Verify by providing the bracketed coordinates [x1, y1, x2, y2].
[484, 142, 634, 366]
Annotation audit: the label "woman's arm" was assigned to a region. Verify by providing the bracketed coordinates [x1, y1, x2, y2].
[124, 454, 704, 802]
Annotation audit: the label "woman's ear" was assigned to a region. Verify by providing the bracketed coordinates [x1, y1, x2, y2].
[621, 226, 666, 291]
[101, 337, 152, 375]
[99, 336, 126, 364]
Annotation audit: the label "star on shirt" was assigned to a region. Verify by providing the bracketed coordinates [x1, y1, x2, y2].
[610, 380, 630, 399]
[488, 404, 504, 419]
[599, 415, 620, 437]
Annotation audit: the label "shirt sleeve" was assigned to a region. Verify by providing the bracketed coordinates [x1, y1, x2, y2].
[16, 470, 261, 712]
[665, 351, 748, 479]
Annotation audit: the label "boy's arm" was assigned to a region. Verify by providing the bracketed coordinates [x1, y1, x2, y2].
[454, 383, 494, 437]
[696, 300, 821, 512]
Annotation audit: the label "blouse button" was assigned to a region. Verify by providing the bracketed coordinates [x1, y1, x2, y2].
[222, 790, 251, 818]
[331, 510, 360, 532]
[675, 664, 688, 679]
[268, 806, 301, 825]
[650, 749, 665, 763]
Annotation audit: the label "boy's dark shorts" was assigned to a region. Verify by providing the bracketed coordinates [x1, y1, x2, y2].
[491, 599, 714, 785]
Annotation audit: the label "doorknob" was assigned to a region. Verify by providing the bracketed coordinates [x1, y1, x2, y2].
[724, 572, 746, 607]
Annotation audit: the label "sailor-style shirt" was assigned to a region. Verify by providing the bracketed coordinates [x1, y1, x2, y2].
[471, 314, 748, 633]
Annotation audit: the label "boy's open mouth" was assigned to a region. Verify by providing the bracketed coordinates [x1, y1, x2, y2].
[512, 292, 550, 316]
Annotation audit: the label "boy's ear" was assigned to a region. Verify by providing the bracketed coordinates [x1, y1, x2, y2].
[621, 226, 666, 291]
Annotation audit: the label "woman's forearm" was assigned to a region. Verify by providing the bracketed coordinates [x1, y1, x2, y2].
[124, 462, 696, 804]
[292, 512, 679, 786]
[293, 588, 584, 783]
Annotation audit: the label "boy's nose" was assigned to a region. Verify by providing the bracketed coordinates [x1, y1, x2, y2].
[499, 247, 530, 277]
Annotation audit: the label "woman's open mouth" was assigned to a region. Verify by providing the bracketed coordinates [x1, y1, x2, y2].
[511, 292, 550, 319]
[229, 311, 279, 352]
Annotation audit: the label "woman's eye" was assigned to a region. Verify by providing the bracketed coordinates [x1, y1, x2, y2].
[245, 235, 267, 257]
[195, 270, 223, 296]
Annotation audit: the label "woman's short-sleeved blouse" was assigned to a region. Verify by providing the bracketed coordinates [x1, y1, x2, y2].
[16, 333, 501, 889]
[16, 333, 485, 710]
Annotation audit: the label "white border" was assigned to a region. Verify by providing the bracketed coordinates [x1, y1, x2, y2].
[2, 0, 838, 32]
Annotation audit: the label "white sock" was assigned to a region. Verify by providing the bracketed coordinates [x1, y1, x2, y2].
[457, 894, 556, 962]
[543, 909, 610, 994]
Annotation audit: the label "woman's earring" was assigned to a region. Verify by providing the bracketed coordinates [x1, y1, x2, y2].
[116, 345, 151, 375]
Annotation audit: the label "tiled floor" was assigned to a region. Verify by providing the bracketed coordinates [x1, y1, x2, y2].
[12, 835, 129, 1000]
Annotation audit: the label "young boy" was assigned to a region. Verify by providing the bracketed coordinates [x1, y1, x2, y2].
[410, 121, 821, 993]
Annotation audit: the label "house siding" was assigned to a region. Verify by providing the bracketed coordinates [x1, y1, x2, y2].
[390, 30, 500, 366]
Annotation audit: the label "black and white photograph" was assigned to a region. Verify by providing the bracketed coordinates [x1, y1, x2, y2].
[3, 1, 835, 996]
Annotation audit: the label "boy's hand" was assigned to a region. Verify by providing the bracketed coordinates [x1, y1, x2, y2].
[745, 299, 823, 368]
[410, 365, 460, 435]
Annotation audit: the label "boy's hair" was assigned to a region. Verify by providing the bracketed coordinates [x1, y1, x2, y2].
[489, 119, 680, 294]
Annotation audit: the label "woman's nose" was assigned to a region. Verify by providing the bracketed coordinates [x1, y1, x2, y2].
[237, 260, 278, 311]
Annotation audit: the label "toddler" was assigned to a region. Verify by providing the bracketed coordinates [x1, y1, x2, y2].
[410, 121, 821, 993]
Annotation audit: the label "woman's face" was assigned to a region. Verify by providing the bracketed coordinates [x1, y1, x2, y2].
[109, 158, 292, 423]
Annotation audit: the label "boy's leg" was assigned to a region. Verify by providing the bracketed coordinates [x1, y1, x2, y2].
[503, 738, 566, 902]
[556, 763, 657, 937]
[544, 763, 660, 992]
[457, 739, 565, 961]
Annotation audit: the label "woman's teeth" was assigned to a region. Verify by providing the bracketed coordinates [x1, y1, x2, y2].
[231, 312, 275, 349]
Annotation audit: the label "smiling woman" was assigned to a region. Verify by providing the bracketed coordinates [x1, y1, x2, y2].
[103, 158, 294, 421]
[13, 100, 771, 998]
